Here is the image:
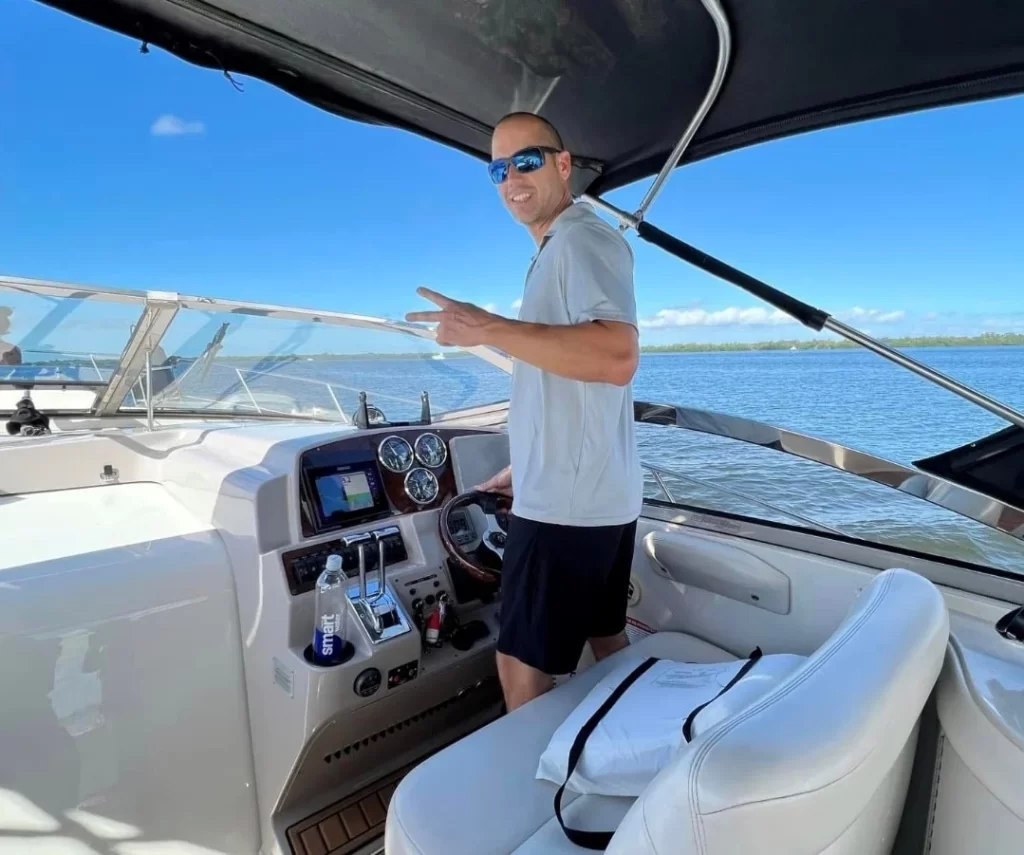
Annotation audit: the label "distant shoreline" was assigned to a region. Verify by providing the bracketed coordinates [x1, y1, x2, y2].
[31, 333, 1024, 370]
[639, 332, 1024, 354]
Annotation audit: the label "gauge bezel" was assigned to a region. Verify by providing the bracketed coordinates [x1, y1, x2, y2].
[404, 466, 439, 505]
[414, 431, 448, 468]
[377, 434, 414, 473]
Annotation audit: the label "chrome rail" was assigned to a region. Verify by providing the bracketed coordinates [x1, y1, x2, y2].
[635, 400, 1024, 542]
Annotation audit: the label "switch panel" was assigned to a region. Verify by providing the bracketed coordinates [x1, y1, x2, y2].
[387, 660, 419, 690]
[282, 527, 407, 595]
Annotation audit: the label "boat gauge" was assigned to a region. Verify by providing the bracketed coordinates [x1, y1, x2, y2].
[378, 435, 414, 473]
[404, 467, 439, 505]
[414, 432, 447, 468]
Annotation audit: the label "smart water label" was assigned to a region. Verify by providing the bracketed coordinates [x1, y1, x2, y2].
[314, 612, 341, 661]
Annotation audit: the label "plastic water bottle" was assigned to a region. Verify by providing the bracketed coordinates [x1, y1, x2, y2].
[313, 554, 348, 665]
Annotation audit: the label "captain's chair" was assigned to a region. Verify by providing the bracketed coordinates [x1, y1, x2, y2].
[385, 567, 949, 854]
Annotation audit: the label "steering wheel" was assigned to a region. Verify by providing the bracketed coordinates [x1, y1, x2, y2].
[438, 490, 512, 586]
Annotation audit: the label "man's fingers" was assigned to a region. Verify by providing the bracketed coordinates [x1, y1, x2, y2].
[416, 286, 456, 308]
[405, 310, 445, 322]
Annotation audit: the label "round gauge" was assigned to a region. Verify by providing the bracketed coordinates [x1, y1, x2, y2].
[377, 435, 413, 473]
[414, 432, 448, 468]
[404, 467, 439, 505]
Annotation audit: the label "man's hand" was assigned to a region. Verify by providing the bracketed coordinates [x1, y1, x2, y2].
[405, 287, 502, 348]
[475, 464, 513, 497]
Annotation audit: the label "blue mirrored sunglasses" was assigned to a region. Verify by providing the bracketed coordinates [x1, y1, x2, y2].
[488, 146, 561, 184]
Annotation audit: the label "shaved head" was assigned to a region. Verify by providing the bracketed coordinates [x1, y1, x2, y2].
[490, 112, 573, 242]
[493, 112, 564, 150]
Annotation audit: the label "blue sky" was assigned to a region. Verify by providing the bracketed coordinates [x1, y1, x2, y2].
[2, 0, 1023, 351]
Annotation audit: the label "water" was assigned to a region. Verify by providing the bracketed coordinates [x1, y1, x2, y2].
[167, 345, 1024, 576]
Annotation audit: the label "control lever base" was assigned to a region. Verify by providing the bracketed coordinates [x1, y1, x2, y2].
[350, 590, 410, 644]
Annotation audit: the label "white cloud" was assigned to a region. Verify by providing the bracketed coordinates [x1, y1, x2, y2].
[511, 298, 522, 310]
[151, 114, 205, 136]
[639, 306, 791, 329]
[639, 304, 905, 329]
[482, 303, 498, 314]
[835, 306, 905, 324]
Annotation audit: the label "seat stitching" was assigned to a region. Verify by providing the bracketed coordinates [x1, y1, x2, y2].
[702, 741, 876, 814]
[688, 571, 895, 851]
[639, 797, 662, 853]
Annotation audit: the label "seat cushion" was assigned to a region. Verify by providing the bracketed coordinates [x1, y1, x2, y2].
[384, 632, 735, 855]
[605, 567, 948, 855]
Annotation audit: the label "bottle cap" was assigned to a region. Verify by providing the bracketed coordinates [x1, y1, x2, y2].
[325, 554, 343, 572]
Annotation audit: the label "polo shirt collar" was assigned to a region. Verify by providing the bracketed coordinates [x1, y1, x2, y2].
[534, 201, 593, 256]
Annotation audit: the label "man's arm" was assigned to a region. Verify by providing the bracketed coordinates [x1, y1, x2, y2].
[488, 316, 638, 386]
[407, 223, 640, 386]
[406, 288, 637, 386]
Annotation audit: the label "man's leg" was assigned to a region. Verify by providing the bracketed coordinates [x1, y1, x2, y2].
[496, 651, 554, 711]
[586, 520, 638, 663]
[589, 631, 629, 662]
[495, 516, 591, 712]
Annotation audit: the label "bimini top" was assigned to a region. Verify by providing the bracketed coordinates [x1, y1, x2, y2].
[37, 0, 1024, 196]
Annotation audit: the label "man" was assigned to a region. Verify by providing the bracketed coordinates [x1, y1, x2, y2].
[406, 112, 642, 711]
[0, 307, 22, 365]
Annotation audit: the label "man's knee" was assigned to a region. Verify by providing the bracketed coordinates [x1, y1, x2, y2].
[497, 651, 553, 712]
[589, 631, 629, 662]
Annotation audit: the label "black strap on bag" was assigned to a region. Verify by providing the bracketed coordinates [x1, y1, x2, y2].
[555, 647, 764, 850]
[682, 646, 763, 743]
[554, 656, 660, 850]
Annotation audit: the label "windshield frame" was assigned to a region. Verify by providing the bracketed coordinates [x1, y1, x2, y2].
[0, 275, 513, 419]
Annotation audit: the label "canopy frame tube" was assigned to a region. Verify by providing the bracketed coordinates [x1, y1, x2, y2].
[633, 0, 732, 221]
[584, 194, 1024, 431]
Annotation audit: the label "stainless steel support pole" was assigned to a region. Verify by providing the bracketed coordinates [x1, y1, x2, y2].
[145, 348, 154, 431]
[586, 198, 1024, 430]
[634, 0, 731, 220]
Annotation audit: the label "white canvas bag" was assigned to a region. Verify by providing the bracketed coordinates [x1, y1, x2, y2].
[538, 648, 806, 799]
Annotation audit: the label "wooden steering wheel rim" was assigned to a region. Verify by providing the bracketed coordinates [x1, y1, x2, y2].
[437, 490, 510, 585]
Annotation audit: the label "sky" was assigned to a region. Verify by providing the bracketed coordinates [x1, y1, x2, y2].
[2, 0, 1023, 353]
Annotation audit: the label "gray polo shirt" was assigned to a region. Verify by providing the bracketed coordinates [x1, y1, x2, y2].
[508, 201, 643, 527]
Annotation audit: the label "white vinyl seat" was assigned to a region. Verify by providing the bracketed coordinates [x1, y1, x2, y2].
[384, 567, 949, 855]
[384, 631, 735, 855]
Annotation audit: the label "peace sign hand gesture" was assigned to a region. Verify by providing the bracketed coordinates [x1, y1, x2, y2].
[405, 287, 502, 348]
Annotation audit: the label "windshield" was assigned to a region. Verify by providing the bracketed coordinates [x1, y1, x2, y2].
[122, 305, 511, 422]
[0, 279, 511, 422]
[0, 281, 142, 412]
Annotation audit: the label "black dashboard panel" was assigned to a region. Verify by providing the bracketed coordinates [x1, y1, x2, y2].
[300, 446, 393, 534]
[289, 427, 497, 596]
[297, 427, 485, 539]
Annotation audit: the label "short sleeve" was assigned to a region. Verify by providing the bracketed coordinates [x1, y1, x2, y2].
[558, 223, 637, 327]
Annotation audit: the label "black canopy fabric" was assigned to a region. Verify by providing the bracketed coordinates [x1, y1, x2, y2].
[37, 0, 1024, 195]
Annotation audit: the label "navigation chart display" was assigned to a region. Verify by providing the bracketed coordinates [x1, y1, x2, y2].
[315, 470, 375, 516]
[300, 445, 395, 535]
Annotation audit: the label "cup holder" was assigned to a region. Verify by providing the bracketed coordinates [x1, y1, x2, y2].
[304, 640, 355, 667]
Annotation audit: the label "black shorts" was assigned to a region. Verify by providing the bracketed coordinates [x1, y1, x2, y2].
[496, 514, 637, 675]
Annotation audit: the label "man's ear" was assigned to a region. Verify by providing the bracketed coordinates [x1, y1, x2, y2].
[556, 150, 573, 181]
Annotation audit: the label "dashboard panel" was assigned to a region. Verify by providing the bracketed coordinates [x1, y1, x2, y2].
[298, 428, 475, 539]
[288, 427, 490, 596]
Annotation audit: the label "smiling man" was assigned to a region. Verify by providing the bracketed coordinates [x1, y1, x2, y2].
[407, 111, 642, 711]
